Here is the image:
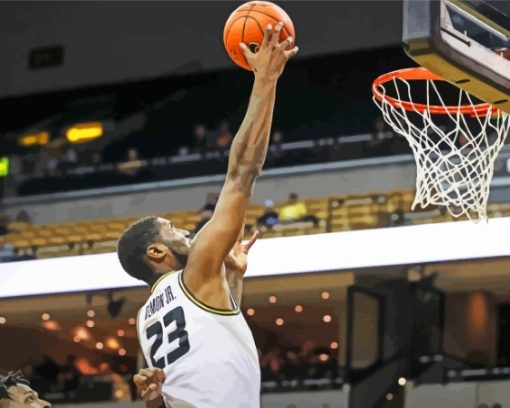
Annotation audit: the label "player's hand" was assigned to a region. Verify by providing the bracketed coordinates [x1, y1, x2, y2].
[224, 230, 259, 275]
[240, 22, 298, 81]
[133, 368, 165, 401]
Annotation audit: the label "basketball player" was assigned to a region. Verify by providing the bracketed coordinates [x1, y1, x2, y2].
[131, 230, 257, 408]
[0, 372, 51, 408]
[117, 22, 298, 408]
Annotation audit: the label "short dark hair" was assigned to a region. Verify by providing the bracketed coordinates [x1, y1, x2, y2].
[0, 371, 30, 400]
[289, 193, 298, 200]
[117, 216, 161, 284]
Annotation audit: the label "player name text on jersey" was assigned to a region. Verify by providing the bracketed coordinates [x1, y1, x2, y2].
[145, 284, 176, 320]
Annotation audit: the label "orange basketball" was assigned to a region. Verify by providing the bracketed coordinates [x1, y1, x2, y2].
[223, 1, 295, 71]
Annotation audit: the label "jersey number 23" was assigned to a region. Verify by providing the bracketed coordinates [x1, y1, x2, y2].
[146, 306, 190, 368]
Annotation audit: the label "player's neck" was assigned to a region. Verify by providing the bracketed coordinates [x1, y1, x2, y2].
[148, 268, 180, 287]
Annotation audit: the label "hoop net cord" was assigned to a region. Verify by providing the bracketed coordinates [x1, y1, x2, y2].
[373, 73, 510, 221]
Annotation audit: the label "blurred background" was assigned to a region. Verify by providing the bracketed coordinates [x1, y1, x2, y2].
[1, 1, 510, 407]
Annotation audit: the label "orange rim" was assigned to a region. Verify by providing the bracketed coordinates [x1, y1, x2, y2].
[372, 67, 496, 116]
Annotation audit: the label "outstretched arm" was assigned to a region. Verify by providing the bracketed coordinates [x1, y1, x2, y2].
[184, 23, 298, 299]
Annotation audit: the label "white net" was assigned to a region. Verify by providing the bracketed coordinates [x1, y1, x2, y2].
[373, 71, 510, 221]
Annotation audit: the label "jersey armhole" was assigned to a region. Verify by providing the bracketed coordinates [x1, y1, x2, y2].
[178, 271, 240, 316]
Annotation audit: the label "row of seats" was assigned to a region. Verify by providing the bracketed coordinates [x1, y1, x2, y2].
[5, 190, 510, 259]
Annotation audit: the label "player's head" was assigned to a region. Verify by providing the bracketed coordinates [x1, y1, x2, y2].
[288, 192, 298, 203]
[0, 371, 50, 408]
[117, 216, 191, 284]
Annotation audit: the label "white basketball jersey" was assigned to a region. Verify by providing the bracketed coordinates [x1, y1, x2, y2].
[137, 270, 261, 408]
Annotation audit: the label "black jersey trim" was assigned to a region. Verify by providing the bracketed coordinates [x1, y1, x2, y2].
[178, 271, 240, 316]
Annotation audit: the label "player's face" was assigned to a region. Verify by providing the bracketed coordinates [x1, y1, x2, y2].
[157, 217, 191, 256]
[5, 384, 51, 408]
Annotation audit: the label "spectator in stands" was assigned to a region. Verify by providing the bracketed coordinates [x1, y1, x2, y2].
[260, 346, 285, 382]
[91, 152, 103, 165]
[117, 147, 143, 176]
[0, 233, 15, 263]
[15, 209, 31, 224]
[389, 209, 409, 227]
[373, 116, 393, 141]
[194, 192, 219, 235]
[215, 120, 233, 149]
[279, 193, 319, 226]
[282, 348, 306, 380]
[39, 148, 60, 176]
[256, 199, 280, 228]
[0, 371, 51, 408]
[365, 116, 394, 156]
[192, 124, 208, 153]
[33, 355, 59, 395]
[59, 355, 81, 395]
[0, 215, 11, 235]
[271, 130, 283, 146]
[269, 130, 284, 158]
[58, 146, 78, 172]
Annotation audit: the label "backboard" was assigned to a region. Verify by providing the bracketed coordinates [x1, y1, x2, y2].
[403, 0, 510, 113]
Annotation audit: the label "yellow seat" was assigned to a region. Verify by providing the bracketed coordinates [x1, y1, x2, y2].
[20, 230, 37, 239]
[89, 224, 108, 233]
[47, 236, 67, 246]
[7, 221, 30, 231]
[262, 230, 280, 238]
[10, 238, 32, 251]
[103, 230, 122, 240]
[351, 214, 380, 228]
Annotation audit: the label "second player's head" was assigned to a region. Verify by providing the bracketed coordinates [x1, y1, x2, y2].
[0, 372, 51, 408]
[117, 216, 191, 285]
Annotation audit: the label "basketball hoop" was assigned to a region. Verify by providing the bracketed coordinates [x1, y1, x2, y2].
[372, 67, 510, 221]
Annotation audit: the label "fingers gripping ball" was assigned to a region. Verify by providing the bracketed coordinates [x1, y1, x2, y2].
[224, 1, 295, 70]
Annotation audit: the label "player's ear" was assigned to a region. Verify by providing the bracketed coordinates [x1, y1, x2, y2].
[146, 243, 169, 263]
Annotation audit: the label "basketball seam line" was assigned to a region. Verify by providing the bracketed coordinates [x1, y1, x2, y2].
[224, 16, 248, 46]
[246, 16, 266, 40]
[245, 9, 292, 38]
[241, 3, 257, 47]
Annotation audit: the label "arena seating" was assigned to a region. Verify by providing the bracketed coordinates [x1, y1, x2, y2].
[5, 190, 510, 260]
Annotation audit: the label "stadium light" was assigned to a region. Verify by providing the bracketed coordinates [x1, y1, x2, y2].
[73, 326, 91, 341]
[106, 337, 120, 350]
[0, 157, 9, 177]
[42, 320, 60, 331]
[323, 314, 332, 323]
[66, 122, 103, 143]
[19, 131, 48, 146]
